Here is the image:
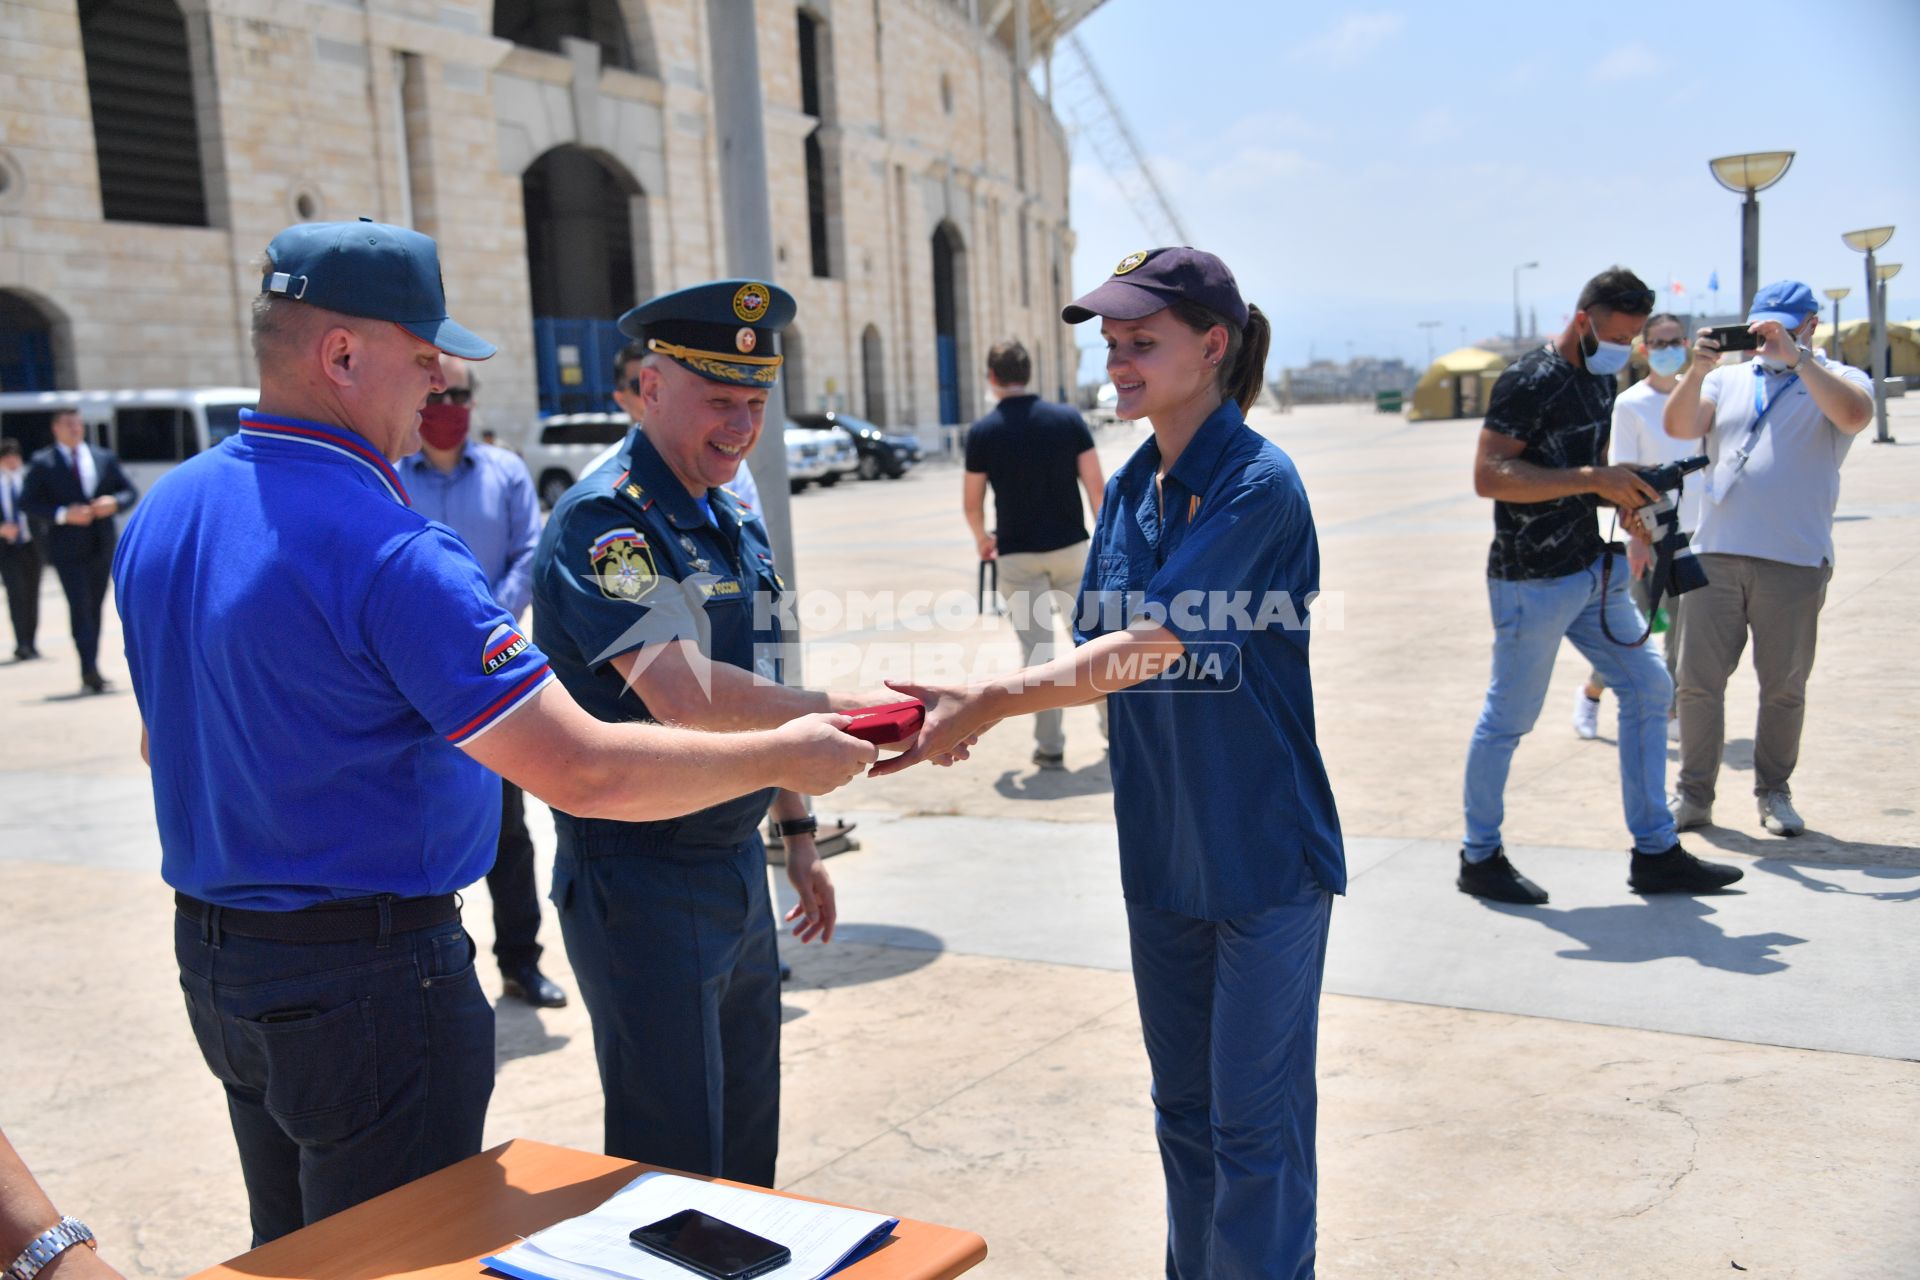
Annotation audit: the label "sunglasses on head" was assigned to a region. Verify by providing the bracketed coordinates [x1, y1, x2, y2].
[427, 387, 472, 405]
[1592, 288, 1657, 312]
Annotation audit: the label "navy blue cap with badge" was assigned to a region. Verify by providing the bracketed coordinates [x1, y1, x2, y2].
[618, 280, 797, 386]
[1063, 247, 1249, 328]
[261, 217, 496, 360]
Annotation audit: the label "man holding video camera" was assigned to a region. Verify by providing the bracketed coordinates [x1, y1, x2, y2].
[1460, 267, 1742, 905]
[1662, 281, 1874, 837]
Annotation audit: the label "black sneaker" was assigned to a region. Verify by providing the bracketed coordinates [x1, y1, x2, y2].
[1628, 844, 1744, 894]
[1457, 847, 1548, 904]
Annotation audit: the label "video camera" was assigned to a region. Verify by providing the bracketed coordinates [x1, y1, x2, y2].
[1602, 454, 1709, 647]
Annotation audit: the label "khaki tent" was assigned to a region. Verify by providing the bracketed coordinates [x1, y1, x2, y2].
[1408, 348, 1508, 421]
[1812, 319, 1920, 376]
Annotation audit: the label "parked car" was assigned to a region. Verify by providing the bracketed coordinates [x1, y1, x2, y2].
[0, 387, 258, 494]
[1087, 381, 1122, 428]
[791, 411, 921, 480]
[524, 412, 631, 508]
[784, 422, 856, 492]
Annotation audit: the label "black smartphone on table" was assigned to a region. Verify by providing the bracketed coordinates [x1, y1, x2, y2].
[1704, 323, 1760, 352]
[629, 1210, 791, 1280]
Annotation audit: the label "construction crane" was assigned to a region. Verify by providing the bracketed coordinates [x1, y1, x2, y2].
[1052, 33, 1192, 246]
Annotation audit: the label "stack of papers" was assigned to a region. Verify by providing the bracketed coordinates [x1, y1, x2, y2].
[485, 1171, 898, 1280]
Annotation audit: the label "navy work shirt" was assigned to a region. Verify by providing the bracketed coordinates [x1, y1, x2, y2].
[1074, 402, 1345, 920]
[532, 427, 787, 854]
[112, 410, 555, 910]
[963, 395, 1095, 553]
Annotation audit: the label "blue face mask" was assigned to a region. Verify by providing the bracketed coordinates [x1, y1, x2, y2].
[1647, 345, 1688, 377]
[1581, 318, 1634, 376]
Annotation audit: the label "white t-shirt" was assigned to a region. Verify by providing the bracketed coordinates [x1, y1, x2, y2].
[1611, 379, 1704, 533]
[1694, 351, 1870, 567]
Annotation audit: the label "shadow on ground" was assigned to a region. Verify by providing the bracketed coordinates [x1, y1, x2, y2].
[1480, 896, 1805, 975]
[991, 758, 1112, 801]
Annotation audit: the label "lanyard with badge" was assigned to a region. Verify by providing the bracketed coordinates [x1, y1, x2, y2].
[1706, 365, 1798, 505]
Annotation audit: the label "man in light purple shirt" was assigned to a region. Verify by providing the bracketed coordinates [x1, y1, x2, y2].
[399, 356, 565, 1008]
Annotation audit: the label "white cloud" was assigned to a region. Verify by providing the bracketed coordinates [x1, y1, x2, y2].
[1291, 12, 1406, 67]
[1590, 42, 1664, 82]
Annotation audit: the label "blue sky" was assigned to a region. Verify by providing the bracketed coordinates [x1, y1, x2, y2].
[1063, 0, 1920, 378]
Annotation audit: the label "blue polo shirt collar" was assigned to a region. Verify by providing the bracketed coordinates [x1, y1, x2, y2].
[239, 409, 411, 506]
[621, 427, 721, 530]
[1128, 401, 1242, 547]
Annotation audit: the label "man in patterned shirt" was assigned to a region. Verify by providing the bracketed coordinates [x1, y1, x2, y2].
[1459, 266, 1743, 904]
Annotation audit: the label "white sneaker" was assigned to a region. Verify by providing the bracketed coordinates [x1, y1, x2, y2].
[1670, 793, 1713, 831]
[1572, 691, 1600, 740]
[1758, 791, 1804, 837]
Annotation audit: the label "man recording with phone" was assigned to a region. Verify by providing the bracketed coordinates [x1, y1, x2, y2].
[1459, 266, 1742, 905]
[1662, 280, 1874, 837]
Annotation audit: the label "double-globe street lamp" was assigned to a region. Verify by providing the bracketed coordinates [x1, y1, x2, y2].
[1843, 225, 1896, 444]
[1709, 151, 1795, 318]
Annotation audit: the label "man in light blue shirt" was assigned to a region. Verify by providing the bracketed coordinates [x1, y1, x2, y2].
[399, 356, 564, 1008]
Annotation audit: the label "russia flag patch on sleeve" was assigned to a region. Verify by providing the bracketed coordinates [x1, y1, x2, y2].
[482, 623, 531, 675]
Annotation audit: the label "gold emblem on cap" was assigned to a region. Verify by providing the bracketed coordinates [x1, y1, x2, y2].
[736, 327, 758, 353]
[733, 283, 771, 323]
[1114, 250, 1149, 276]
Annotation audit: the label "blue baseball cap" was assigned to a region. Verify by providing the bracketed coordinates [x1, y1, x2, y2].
[261, 218, 495, 360]
[1062, 246, 1249, 329]
[618, 280, 796, 386]
[1748, 280, 1818, 329]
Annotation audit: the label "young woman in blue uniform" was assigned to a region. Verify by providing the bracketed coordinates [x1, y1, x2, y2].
[877, 247, 1345, 1279]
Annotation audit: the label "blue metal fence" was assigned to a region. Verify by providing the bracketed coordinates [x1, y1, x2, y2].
[936, 334, 959, 424]
[533, 317, 627, 417]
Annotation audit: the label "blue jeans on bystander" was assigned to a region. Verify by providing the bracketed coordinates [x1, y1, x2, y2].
[1463, 552, 1678, 860]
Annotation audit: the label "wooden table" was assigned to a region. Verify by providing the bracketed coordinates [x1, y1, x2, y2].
[187, 1139, 986, 1280]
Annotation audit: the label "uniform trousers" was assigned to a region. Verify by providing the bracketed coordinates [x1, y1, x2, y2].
[0, 537, 41, 652]
[1464, 553, 1677, 858]
[52, 543, 111, 677]
[1127, 884, 1334, 1280]
[487, 779, 544, 971]
[554, 836, 781, 1184]
[1675, 552, 1830, 806]
[174, 908, 495, 1246]
[993, 537, 1104, 753]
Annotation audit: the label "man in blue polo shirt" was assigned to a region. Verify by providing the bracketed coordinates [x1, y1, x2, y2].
[112, 221, 874, 1244]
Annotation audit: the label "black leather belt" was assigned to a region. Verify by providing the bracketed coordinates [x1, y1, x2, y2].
[175, 891, 460, 943]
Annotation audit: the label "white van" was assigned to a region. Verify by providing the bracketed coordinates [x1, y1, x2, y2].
[0, 387, 259, 493]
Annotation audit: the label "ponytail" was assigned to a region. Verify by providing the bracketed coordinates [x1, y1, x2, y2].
[1226, 304, 1270, 415]
[1170, 299, 1271, 415]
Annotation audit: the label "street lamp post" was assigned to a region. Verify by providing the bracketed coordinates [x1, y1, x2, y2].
[1512, 261, 1538, 348]
[1821, 286, 1850, 359]
[1877, 260, 1902, 391]
[1418, 320, 1441, 365]
[1709, 151, 1795, 317]
[1843, 225, 1896, 444]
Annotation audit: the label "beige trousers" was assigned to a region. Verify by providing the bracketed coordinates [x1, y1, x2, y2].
[1674, 552, 1830, 806]
[993, 538, 1105, 754]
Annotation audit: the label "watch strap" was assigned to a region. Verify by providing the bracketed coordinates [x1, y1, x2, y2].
[770, 816, 818, 839]
[6, 1217, 97, 1280]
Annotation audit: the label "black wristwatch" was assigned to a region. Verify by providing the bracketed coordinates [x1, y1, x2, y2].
[770, 816, 818, 839]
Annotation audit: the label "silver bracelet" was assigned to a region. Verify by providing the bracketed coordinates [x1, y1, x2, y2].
[5, 1217, 97, 1280]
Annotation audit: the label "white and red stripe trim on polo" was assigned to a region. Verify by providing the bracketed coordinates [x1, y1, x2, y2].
[238, 410, 412, 506]
[445, 664, 554, 747]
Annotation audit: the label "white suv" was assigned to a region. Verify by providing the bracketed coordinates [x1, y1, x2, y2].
[523, 413, 632, 508]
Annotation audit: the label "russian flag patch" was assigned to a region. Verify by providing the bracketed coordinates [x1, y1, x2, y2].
[482, 623, 531, 675]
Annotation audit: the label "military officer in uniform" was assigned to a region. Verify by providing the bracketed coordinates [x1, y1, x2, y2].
[532, 280, 907, 1185]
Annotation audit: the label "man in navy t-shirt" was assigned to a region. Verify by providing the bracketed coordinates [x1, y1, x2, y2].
[112, 220, 873, 1245]
[962, 339, 1105, 768]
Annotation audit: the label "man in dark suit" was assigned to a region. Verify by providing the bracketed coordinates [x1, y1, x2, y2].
[20, 408, 138, 692]
[0, 439, 44, 660]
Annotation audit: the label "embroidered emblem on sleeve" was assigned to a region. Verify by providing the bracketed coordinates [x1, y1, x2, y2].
[482, 623, 532, 675]
[588, 526, 657, 602]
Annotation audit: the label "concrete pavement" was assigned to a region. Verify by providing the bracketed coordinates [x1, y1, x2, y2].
[2, 396, 1916, 1278]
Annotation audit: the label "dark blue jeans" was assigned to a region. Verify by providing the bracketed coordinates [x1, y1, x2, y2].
[175, 908, 495, 1245]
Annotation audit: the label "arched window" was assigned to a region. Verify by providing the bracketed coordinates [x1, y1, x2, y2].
[79, 0, 209, 226]
[797, 8, 838, 279]
[0, 291, 67, 395]
[494, 0, 639, 73]
[931, 221, 971, 424]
